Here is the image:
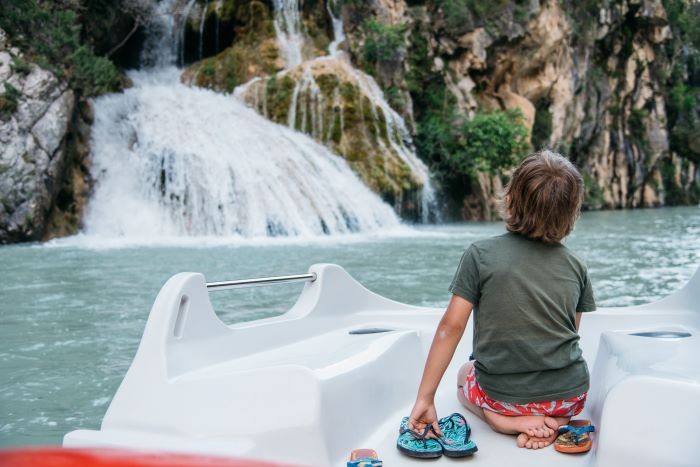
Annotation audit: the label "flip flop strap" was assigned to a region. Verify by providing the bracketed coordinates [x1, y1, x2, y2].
[558, 424, 595, 444]
[438, 413, 471, 442]
[399, 424, 432, 440]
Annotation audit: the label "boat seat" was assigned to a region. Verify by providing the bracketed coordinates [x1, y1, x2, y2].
[97, 327, 422, 466]
[586, 328, 700, 467]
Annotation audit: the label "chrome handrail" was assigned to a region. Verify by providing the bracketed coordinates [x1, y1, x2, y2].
[206, 273, 317, 291]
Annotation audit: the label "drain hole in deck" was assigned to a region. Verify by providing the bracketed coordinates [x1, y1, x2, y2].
[349, 328, 394, 335]
[628, 331, 691, 339]
[173, 295, 189, 339]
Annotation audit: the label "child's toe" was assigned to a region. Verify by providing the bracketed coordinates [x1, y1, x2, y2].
[516, 433, 529, 448]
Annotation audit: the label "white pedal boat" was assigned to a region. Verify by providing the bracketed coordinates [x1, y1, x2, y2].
[64, 263, 700, 466]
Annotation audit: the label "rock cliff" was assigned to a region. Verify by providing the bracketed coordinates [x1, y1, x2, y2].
[236, 58, 426, 213]
[0, 30, 91, 243]
[182, 0, 433, 217]
[341, 0, 699, 217]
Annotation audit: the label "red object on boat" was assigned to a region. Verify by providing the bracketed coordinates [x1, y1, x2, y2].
[0, 448, 297, 467]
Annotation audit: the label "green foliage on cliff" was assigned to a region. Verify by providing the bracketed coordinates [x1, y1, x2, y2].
[659, 156, 700, 205]
[439, 0, 500, 35]
[265, 74, 296, 123]
[0, 83, 21, 120]
[458, 110, 530, 174]
[435, 0, 533, 37]
[662, 0, 700, 163]
[362, 19, 405, 65]
[0, 0, 121, 96]
[407, 28, 528, 199]
[10, 57, 31, 75]
[627, 108, 649, 151]
[582, 172, 605, 210]
[531, 98, 553, 150]
[182, 0, 280, 92]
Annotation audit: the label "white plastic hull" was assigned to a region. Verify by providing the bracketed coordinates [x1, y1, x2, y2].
[64, 264, 700, 466]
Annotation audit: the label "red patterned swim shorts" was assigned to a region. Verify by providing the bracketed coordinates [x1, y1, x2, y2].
[463, 364, 586, 417]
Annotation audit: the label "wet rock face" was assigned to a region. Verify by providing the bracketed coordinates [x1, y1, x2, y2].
[181, 0, 334, 91]
[237, 58, 422, 211]
[0, 30, 88, 243]
[181, 0, 282, 91]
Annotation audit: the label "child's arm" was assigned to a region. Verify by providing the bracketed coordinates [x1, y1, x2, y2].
[576, 311, 582, 330]
[408, 294, 473, 438]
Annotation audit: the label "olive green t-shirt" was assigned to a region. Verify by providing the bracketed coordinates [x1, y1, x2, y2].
[449, 232, 596, 404]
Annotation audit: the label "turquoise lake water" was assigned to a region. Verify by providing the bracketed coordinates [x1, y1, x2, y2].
[1, 206, 699, 448]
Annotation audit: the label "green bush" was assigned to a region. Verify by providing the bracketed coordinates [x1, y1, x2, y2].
[10, 57, 32, 75]
[70, 46, 122, 96]
[0, 83, 21, 120]
[451, 109, 530, 175]
[406, 28, 529, 203]
[362, 19, 405, 65]
[0, 0, 121, 96]
[627, 108, 648, 144]
[662, 0, 700, 162]
[531, 98, 553, 150]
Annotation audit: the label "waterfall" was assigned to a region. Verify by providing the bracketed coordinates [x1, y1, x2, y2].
[326, 0, 344, 56]
[82, 0, 401, 239]
[272, 0, 304, 68]
[266, 0, 439, 222]
[179, 0, 197, 65]
[198, 0, 209, 60]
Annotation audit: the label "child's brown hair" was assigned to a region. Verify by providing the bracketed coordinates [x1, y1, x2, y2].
[503, 150, 584, 243]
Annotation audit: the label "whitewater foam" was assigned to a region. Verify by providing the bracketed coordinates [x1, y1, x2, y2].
[84, 68, 401, 238]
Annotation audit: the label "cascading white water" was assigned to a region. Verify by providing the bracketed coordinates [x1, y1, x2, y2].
[326, 0, 344, 56]
[272, 0, 439, 222]
[83, 0, 401, 238]
[198, 0, 209, 60]
[272, 0, 304, 68]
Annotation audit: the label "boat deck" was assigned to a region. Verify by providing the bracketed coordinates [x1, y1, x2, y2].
[64, 264, 700, 466]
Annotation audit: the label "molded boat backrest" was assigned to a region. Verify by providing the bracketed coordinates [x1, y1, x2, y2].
[635, 265, 699, 312]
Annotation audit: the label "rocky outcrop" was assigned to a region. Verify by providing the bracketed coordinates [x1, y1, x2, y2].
[181, 0, 282, 92]
[181, 0, 334, 92]
[182, 0, 433, 217]
[236, 58, 424, 211]
[0, 30, 90, 243]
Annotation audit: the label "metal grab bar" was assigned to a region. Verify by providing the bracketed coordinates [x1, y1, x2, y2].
[206, 273, 317, 291]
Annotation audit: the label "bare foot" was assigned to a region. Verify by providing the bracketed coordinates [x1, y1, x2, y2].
[482, 411, 556, 437]
[514, 416, 555, 438]
[516, 430, 558, 449]
[545, 416, 569, 431]
[515, 416, 570, 449]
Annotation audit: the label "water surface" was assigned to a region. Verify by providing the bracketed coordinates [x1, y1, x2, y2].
[1, 207, 698, 447]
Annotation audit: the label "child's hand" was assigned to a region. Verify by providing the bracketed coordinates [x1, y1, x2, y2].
[408, 398, 443, 439]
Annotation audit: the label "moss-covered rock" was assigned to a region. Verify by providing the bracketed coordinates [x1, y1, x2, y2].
[300, 0, 334, 57]
[239, 57, 422, 208]
[181, 0, 335, 91]
[181, 0, 281, 92]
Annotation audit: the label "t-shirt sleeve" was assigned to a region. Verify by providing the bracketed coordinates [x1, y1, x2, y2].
[448, 245, 481, 305]
[577, 268, 596, 312]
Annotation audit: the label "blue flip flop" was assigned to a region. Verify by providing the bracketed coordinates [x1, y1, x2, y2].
[555, 419, 595, 453]
[437, 413, 478, 457]
[396, 416, 443, 459]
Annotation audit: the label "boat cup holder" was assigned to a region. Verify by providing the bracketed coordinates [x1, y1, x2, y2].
[349, 328, 395, 335]
[628, 331, 692, 339]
